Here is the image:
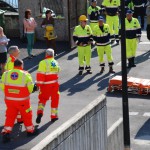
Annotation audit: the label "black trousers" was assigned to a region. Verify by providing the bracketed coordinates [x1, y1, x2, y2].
[133, 6, 146, 28]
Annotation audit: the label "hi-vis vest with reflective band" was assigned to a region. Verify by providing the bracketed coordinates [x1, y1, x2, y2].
[102, 0, 120, 16]
[5, 56, 15, 71]
[73, 25, 92, 46]
[125, 17, 141, 39]
[88, 6, 101, 22]
[93, 23, 111, 46]
[1, 69, 34, 101]
[36, 58, 60, 86]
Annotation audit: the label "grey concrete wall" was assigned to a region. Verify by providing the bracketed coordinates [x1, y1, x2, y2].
[18, 0, 68, 41]
[31, 95, 107, 150]
[107, 118, 124, 150]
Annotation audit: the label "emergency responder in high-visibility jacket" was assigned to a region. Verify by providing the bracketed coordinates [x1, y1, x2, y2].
[93, 16, 115, 73]
[4, 46, 20, 71]
[4, 46, 23, 124]
[101, 0, 120, 44]
[36, 48, 60, 124]
[73, 15, 93, 75]
[0, 59, 38, 143]
[88, 0, 102, 31]
[132, 0, 147, 29]
[119, 10, 141, 68]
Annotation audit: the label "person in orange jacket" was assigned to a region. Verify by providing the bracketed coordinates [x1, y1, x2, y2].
[5, 46, 23, 124]
[0, 59, 38, 143]
[36, 48, 60, 124]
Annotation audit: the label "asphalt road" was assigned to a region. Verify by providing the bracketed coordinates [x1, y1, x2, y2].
[0, 30, 149, 150]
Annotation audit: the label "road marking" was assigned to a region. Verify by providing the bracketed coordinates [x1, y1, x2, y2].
[143, 112, 150, 117]
[134, 137, 150, 145]
[139, 42, 150, 44]
[129, 112, 139, 116]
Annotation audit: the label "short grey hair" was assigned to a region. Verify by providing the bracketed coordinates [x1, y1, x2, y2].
[46, 48, 54, 57]
[8, 46, 19, 54]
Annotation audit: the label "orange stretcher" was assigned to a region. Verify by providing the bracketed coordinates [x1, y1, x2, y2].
[107, 75, 150, 95]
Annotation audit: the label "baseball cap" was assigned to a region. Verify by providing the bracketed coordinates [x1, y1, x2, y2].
[126, 10, 133, 14]
[91, 0, 97, 2]
[98, 16, 104, 21]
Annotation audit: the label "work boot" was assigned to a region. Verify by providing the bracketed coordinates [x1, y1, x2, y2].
[78, 67, 84, 75]
[51, 118, 59, 122]
[36, 114, 43, 124]
[111, 40, 115, 45]
[127, 58, 132, 68]
[87, 70, 92, 74]
[116, 40, 119, 45]
[27, 128, 39, 137]
[109, 66, 115, 73]
[78, 70, 83, 75]
[100, 67, 105, 73]
[2, 133, 11, 143]
[85, 66, 92, 74]
[131, 57, 136, 67]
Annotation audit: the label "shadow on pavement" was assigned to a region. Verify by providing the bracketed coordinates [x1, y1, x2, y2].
[135, 50, 150, 65]
[135, 118, 150, 140]
[0, 121, 54, 149]
[61, 72, 110, 96]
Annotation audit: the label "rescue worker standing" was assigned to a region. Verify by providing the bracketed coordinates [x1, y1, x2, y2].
[4, 46, 23, 124]
[93, 16, 115, 73]
[101, 0, 120, 44]
[73, 15, 93, 75]
[132, 0, 147, 29]
[36, 48, 60, 124]
[119, 10, 141, 68]
[0, 59, 38, 143]
[5, 46, 20, 71]
[88, 0, 101, 31]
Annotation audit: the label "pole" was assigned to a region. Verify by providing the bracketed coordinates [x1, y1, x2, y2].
[120, 0, 131, 150]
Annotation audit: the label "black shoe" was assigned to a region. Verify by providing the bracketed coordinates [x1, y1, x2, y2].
[51, 118, 58, 122]
[116, 40, 119, 44]
[109, 70, 115, 73]
[78, 70, 83, 75]
[2, 133, 11, 143]
[100, 67, 105, 73]
[36, 114, 43, 124]
[27, 128, 39, 137]
[131, 64, 136, 67]
[87, 70, 92, 74]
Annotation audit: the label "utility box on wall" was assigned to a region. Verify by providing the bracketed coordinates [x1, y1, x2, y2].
[4, 12, 19, 37]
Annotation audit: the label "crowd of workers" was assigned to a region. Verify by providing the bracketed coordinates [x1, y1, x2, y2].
[73, 0, 147, 75]
[0, 0, 149, 144]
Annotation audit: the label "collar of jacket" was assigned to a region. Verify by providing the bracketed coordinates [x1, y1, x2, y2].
[10, 55, 16, 62]
[45, 56, 53, 59]
[13, 67, 23, 70]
